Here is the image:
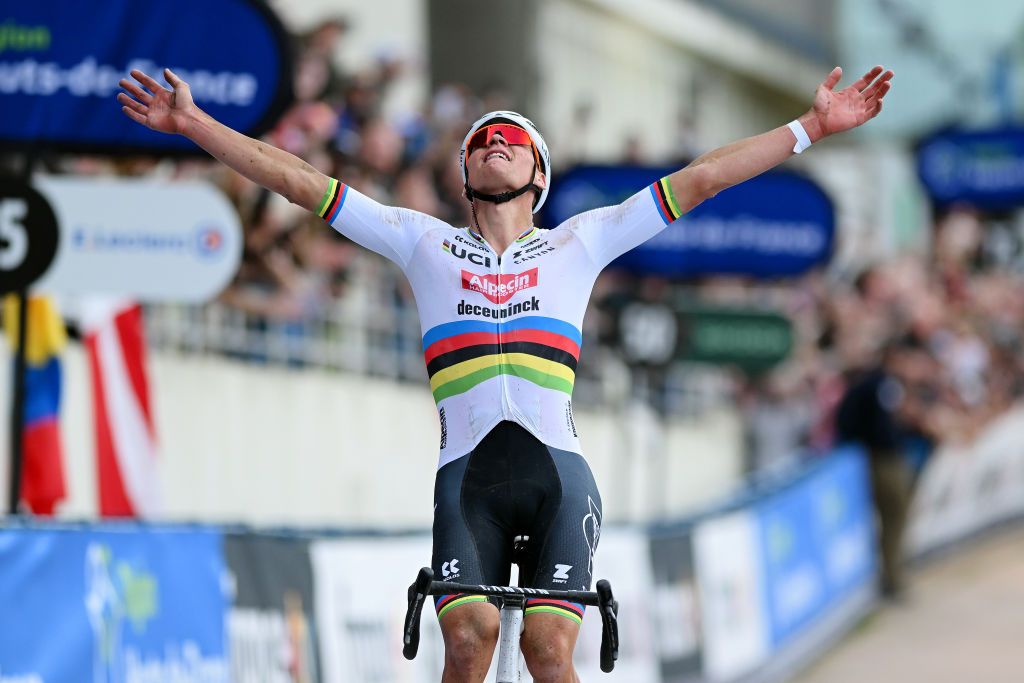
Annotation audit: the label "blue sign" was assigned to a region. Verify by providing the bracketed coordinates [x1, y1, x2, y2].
[755, 448, 875, 647]
[0, 0, 292, 154]
[542, 165, 835, 278]
[0, 526, 229, 682]
[917, 127, 1024, 210]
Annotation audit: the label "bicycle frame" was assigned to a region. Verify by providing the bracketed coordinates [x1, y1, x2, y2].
[496, 592, 525, 682]
[402, 567, 619, 680]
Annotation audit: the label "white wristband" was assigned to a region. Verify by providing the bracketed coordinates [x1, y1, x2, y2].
[787, 120, 812, 154]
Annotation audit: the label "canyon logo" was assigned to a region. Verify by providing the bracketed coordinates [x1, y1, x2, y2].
[461, 268, 538, 304]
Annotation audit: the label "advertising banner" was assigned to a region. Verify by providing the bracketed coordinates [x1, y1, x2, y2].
[31, 176, 242, 301]
[575, 528, 660, 683]
[807, 448, 876, 598]
[692, 511, 770, 681]
[0, 0, 292, 154]
[312, 529, 658, 683]
[917, 126, 1024, 210]
[543, 165, 834, 278]
[908, 405, 1024, 556]
[0, 526, 228, 683]
[754, 449, 875, 648]
[649, 526, 703, 683]
[312, 535, 443, 683]
[225, 534, 321, 683]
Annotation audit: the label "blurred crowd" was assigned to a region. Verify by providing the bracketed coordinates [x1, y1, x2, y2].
[734, 206, 1024, 476]
[25, 17, 1024, 477]
[186, 18, 1024, 474]
[204, 18, 485, 328]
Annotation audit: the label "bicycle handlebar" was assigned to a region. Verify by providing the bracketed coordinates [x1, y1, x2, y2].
[427, 580, 606, 605]
[402, 567, 620, 673]
[595, 579, 619, 673]
[402, 567, 434, 660]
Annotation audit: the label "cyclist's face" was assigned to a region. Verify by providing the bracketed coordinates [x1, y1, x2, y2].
[467, 129, 545, 194]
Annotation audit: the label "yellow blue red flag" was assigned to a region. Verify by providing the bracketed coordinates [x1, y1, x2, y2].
[4, 295, 67, 515]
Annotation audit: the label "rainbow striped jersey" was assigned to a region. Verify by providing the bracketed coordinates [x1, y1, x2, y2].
[318, 176, 684, 467]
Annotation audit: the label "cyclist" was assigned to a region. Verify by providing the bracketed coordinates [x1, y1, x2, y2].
[119, 64, 892, 683]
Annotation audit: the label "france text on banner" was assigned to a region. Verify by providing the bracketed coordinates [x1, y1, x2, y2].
[81, 298, 162, 517]
[0, 0, 292, 153]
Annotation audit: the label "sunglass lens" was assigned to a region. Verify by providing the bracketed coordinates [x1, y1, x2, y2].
[468, 125, 532, 153]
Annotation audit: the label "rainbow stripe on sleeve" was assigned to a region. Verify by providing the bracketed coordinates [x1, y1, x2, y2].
[649, 176, 683, 225]
[317, 177, 349, 223]
[422, 317, 582, 403]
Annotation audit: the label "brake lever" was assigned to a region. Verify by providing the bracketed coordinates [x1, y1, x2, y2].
[595, 579, 619, 673]
[403, 567, 434, 660]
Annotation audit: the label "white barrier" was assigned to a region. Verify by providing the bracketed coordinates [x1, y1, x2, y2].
[310, 528, 660, 683]
[907, 405, 1024, 557]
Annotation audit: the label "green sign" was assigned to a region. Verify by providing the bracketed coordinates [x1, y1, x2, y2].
[609, 297, 794, 373]
[678, 307, 793, 372]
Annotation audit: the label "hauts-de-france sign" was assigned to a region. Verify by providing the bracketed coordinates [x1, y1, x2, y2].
[0, 0, 292, 154]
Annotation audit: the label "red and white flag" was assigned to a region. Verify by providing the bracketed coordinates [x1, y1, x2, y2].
[81, 299, 162, 517]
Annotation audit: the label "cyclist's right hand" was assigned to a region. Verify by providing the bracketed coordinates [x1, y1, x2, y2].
[117, 68, 197, 136]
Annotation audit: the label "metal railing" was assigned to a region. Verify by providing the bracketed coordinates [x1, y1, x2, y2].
[143, 278, 734, 415]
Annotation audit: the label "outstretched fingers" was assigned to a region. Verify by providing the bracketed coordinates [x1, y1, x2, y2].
[118, 78, 152, 104]
[821, 66, 843, 91]
[117, 92, 147, 114]
[130, 69, 167, 94]
[121, 105, 148, 125]
[862, 70, 894, 99]
[863, 80, 892, 115]
[865, 81, 890, 119]
[163, 67, 184, 87]
[852, 65, 884, 92]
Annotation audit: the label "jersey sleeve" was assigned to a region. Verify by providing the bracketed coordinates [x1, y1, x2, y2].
[559, 176, 684, 269]
[316, 177, 448, 269]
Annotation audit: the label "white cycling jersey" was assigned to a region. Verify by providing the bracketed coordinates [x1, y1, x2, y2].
[318, 176, 684, 467]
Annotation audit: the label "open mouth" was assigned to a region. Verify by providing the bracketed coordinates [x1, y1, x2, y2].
[485, 151, 510, 162]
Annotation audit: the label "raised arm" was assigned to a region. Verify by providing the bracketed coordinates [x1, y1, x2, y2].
[118, 68, 328, 212]
[669, 66, 893, 214]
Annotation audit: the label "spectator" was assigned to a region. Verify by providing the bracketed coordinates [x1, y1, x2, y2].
[835, 341, 916, 600]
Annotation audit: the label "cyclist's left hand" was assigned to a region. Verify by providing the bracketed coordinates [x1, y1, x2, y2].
[808, 65, 893, 139]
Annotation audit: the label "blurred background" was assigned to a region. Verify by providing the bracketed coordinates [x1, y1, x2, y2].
[1, 0, 1023, 681]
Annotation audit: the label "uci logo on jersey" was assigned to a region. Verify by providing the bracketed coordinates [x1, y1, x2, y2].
[442, 239, 491, 267]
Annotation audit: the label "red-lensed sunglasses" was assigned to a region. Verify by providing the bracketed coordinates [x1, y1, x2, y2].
[467, 124, 536, 158]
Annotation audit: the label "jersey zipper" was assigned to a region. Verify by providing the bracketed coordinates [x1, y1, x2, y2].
[495, 246, 512, 420]
[472, 226, 532, 423]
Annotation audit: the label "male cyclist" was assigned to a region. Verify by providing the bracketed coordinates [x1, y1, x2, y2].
[119, 63, 891, 683]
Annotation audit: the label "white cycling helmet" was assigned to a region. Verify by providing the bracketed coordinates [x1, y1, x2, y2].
[459, 110, 552, 214]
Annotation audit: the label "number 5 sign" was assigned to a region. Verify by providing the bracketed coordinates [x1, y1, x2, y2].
[0, 179, 59, 294]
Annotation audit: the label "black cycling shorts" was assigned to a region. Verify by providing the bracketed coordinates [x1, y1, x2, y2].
[431, 421, 603, 625]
